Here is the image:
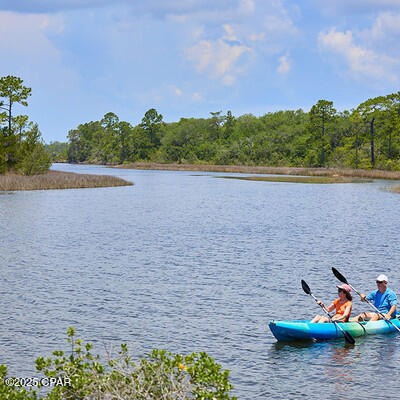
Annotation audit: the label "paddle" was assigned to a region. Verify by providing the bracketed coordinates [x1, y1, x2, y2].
[332, 267, 400, 334]
[301, 279, 355, 344]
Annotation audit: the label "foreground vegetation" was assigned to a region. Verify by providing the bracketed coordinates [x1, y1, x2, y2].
[0, 171, 132, 191]
[65, 93, 400, 171]
[0, 328, 236, 399]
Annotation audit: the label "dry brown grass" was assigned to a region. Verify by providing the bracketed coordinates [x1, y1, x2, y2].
[392, 185, 400, 193]
[215, 175, 370, 184]
[117, 162, 400, 180]
[0, 170, 133, 191]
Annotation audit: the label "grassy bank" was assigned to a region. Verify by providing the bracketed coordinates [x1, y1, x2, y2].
[0, 170, 133, 191]
[392, 185, 400, 193]
[117, 162, 400, 180]
[215, 175, 370, 184]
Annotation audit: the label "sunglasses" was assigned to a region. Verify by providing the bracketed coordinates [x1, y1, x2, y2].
[338, 289, 345, 293]
[376, 280, 386, 284]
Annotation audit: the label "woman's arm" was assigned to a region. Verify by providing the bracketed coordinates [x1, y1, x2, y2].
[332, 305, 351, 321]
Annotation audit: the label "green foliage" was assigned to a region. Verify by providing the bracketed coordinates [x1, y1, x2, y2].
[1, 328, 236, 399]
[0, 75, 50, 175]
[45, 141, 69, 162]
[65, 94, 400, 171]
[17, 124, 52, 175]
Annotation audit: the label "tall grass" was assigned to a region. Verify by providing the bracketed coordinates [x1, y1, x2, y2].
[118, 162, 400, 180]
[392, 185, 400, 193]
[0, 170, 133, 191]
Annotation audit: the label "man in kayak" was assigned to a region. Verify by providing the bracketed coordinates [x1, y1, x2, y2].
[350, 274, 397, 322]
[310, 283, 352, 323]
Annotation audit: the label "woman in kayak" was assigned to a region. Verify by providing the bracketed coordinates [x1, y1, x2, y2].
[310, 284, 353, 323]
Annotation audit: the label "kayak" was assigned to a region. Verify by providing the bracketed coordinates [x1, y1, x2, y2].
[269, 319, 400, 341]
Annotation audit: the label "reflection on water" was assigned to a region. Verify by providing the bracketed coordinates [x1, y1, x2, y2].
[1, 163, 400, 400]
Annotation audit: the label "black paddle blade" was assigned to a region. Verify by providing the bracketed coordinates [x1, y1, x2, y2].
[301, 279, 311, 295]
[342, 329, 355, 345]
[332, 267, 348, 284]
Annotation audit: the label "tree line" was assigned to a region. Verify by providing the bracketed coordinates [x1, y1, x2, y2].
[0, 75, 51, 175]
[65, 93, 400, 170]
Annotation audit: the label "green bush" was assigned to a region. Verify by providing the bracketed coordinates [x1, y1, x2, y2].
[1, 328, 236, 400]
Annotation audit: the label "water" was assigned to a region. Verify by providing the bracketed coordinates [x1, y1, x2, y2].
[1, 163, 400, 399]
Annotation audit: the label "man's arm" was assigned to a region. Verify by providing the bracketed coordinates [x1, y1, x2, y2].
[385, 304, 396, 320]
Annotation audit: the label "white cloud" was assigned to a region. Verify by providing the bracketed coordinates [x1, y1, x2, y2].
[363, 12, 400, 50]
[277, 55, 290, 74]
[318, 27, 399, 82]
[186, 28, 251, 85]
[0, 11, 78, 89]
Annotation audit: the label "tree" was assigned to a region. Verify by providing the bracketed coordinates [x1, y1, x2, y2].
[309, 100, 336, 166]
[356, 96, 387, 168]
[117, 121, 133, 163]
[100, 112, 120, 163]
[17, 123, 51, 175]
[222, 110, 235, 140]
[385, 92, 400, 161]
[140, 108, 163, 146]
[0, 76, 31, 169]
[0, 75, 31, 135]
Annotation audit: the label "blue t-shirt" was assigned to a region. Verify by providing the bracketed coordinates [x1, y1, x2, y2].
[367, 288, 397, 317]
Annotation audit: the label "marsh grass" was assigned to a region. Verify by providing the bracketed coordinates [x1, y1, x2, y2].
[118, 162, 400, 180]
[214, 175, 371, 184]
[0, 170, 133, 191]
[392, 185, 400, 193]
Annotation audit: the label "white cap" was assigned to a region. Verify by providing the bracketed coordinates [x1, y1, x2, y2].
[376, 274, 388, 282]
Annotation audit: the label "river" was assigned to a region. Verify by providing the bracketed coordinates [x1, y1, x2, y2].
[1, 163, 400, 399]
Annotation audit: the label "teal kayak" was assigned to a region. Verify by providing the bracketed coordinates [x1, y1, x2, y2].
[269, 319, 400, 341]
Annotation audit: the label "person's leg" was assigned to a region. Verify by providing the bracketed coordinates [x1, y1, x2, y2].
[317, 316, 330, 323]
[310, 315, 322, 323]
[350, 312, 374, 322]
[369, 312, 382, 321]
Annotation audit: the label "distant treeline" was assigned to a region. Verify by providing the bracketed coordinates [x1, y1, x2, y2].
[61, 93, 400, 170]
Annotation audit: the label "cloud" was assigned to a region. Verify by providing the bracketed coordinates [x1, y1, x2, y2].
[186, 25, 251, 85]
[0, 11, 75, 86]
[277, 55, 290, 74]
[362, 12, 400, 51]
[318, 27, 399, 82]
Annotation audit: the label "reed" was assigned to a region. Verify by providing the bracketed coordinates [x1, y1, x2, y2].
[118, 162, 400, 180]
[215, 175, 370, 184]
[392, 185, 400, 193]
[0, 170, 133, 191]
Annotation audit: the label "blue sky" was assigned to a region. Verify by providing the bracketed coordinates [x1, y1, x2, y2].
[1, 0, 400, 143]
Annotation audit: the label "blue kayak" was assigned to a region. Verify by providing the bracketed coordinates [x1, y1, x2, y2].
[269, 319, 400, 341]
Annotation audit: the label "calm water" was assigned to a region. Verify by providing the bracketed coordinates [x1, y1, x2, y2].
[1, 163, 400, 399]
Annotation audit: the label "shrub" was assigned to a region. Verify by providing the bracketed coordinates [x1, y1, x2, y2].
[1, 328, 236, 400]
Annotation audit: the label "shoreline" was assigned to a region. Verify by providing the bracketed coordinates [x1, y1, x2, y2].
[0, 170, 133, 191]
[115, 162, 400, 180]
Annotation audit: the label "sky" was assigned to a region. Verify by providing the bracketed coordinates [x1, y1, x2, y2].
[0, 0, 400, 143]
